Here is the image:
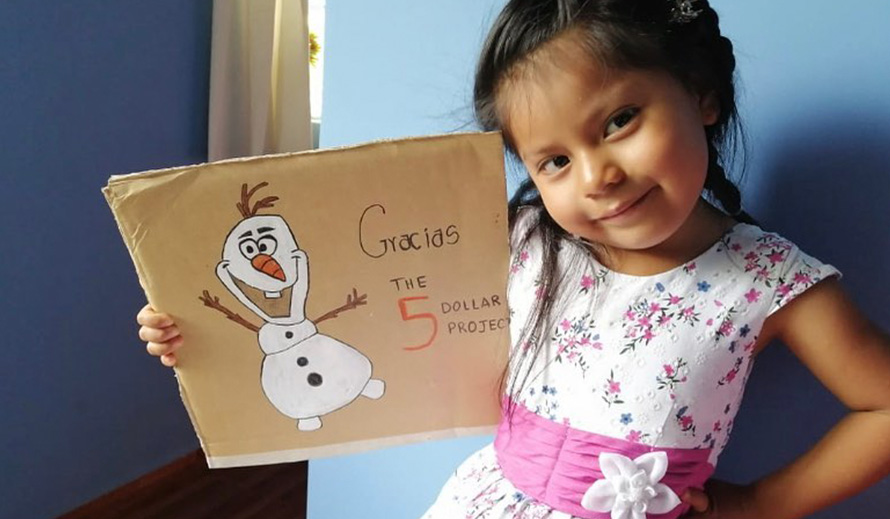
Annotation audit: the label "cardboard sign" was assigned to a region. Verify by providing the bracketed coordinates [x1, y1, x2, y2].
[103, 133, 510, 468]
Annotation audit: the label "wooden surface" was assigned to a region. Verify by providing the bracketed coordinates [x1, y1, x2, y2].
[59, 450, 307, 519]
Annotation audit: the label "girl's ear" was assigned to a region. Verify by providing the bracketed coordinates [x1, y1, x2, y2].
[699, 92, 720, 126]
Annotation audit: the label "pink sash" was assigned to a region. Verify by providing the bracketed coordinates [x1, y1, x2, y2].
[494, 401, 714, 518]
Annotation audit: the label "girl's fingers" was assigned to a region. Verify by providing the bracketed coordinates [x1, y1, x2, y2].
[136, 304, 182, 367]
[138, 324, 181, 344]
[145, 335, 184, 357]
[160, 352, 178, 367]
[136, 304, 174, 328]
[681, 488, 710, 515]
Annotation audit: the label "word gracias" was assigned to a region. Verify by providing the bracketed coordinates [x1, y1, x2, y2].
[359, 204, 459, 259]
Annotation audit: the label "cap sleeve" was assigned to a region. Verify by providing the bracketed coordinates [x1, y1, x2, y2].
[769, 245, 841, 315]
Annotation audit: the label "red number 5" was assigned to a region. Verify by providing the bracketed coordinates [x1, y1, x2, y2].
[398, 296, 438, 351]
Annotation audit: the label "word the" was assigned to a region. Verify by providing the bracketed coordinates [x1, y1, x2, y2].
[389, 276, 428, 291]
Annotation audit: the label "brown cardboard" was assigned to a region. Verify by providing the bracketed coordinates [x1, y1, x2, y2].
[103, 132, 509, 468]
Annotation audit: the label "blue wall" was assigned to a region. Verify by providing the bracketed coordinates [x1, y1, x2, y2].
[312, 1, 890, 517]
[0, 2, 211, 517]
[702, 1, 890, 515]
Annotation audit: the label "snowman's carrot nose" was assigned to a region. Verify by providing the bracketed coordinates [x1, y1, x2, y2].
[252, 254, 286, 281]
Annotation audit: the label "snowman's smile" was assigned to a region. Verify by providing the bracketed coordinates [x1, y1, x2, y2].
[232, 277, 295, 319]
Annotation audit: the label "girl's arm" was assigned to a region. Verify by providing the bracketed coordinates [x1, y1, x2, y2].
[690, 277, 890, 518]
[749, 277, 890, 518]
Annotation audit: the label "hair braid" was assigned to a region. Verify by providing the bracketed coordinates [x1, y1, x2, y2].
[667, 4, 754, 224]
[705, 141, 757, 224]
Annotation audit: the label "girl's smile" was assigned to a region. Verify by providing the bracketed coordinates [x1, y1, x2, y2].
[595, 186, 654, 223]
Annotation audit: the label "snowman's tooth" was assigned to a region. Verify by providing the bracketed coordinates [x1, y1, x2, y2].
[265, 291, 282, 299]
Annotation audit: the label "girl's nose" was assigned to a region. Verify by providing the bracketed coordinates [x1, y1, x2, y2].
[577, 155, 625, 195]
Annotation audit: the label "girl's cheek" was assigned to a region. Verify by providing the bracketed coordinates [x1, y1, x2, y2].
[539, 192, 572, 229]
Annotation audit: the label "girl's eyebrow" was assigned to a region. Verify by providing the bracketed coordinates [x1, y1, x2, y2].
[520, 144, 564, 163]
[518, 76, 633, 162]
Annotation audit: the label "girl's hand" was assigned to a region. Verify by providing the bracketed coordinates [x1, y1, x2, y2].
[137, 304, 183, 367]
[681, 479, 760, 518]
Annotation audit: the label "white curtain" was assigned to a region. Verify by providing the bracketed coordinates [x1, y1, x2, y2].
[208, 0, 312, 161]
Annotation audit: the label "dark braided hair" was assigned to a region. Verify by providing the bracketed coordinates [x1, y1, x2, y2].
[474, 0, 756, 409]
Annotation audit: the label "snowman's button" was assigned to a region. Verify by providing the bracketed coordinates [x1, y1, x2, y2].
[286, 331, 294, 339]
[297, 357, 308, 367]
[308, 373, 323, 387]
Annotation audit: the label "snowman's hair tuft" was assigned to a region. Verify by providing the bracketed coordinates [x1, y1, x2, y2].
[237, 182, 279, 218]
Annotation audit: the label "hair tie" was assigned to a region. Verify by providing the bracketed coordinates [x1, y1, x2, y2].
[670, 0, 702, 24]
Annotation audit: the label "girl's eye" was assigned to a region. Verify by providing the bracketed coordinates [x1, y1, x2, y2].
[541, 155, 570, 174]
[604, 107, 640, 137]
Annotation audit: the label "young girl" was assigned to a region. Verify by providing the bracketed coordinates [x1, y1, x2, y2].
[139, 0, 890, 517]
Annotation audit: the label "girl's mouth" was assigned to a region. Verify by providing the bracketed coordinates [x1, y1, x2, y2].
[598, 189, 652, 221]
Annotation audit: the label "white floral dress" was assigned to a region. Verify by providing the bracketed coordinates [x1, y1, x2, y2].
[423, 209, 839, 519]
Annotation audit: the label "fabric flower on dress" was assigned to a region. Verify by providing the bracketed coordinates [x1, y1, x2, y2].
[581, 451, 681, 519]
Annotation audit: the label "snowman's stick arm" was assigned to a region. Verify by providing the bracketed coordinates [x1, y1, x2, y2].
[199, 290, 261, 333]
[313, 288, 368, 324]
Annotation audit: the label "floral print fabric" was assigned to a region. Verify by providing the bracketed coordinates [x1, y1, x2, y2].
[423, 209, 839, 519]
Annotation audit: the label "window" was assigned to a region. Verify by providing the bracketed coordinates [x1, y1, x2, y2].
[308, 0, 325, 147]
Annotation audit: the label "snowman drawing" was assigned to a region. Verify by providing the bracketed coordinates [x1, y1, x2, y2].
[199, 182, 385, 431]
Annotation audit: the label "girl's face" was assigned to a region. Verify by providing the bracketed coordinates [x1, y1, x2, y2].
[503, 36, 719, 255]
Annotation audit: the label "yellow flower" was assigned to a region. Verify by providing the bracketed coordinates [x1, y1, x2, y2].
[309, 32, 320, 66]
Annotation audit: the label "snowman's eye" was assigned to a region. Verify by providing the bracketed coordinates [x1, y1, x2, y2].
[257, 236, 278, 255]
[239, 239, 260, 259]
